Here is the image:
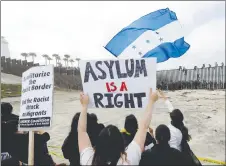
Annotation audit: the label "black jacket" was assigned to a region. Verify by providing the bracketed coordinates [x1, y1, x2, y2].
[1, 114, 19, 155]
[62, 133, 80, 166]
[139, 144, 193, 165]
[9, 132, 55, 166]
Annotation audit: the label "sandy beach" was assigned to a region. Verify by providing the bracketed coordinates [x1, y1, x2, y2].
[2, 89, 225, 165]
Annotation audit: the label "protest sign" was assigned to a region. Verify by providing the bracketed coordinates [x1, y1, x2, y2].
[80, 58, 156, 109]
[19, 65, 54, 131]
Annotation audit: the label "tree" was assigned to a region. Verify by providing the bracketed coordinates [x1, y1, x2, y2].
[29, 52, 37, 63]
[69, 59, 75, 67]
[56, 56, 61, 64]
[57, 62, 62, 67]
[21, 53, 29, 61]
[52, 54, 59, 66]
[64, 54, 70, 67]
[47, 57, 52, 64]
[42, 54, 49, 65]
[63, 58, 67, 67]
[76, 58, 81, 68]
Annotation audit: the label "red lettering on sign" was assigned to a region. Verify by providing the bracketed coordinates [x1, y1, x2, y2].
[106, 82, 117, 92]
[120, 82, 128, 92]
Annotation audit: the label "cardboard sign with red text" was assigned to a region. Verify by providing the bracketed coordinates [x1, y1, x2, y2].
[80, 58, 156, 109]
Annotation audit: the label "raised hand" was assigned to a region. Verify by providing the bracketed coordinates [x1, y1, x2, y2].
[80, 92, 89, 108]
[149, 88, 159, 103]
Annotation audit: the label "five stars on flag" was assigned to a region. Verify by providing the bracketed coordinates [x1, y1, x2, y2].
[132, 31, 164, 56]
[146, 40, 150, 43]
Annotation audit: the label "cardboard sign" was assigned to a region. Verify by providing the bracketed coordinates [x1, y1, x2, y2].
[19, 65, 54, 131]
[80, 58, 156, 109]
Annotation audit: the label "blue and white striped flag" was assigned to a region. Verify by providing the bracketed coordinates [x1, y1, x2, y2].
[105, 8, 190, 63]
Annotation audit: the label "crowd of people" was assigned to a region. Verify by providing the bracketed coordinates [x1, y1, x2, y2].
[1, 89, 202, 166]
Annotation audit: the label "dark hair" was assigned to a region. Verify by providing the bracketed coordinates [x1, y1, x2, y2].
[92, 125, 126, 165]
[124, 114, 138, 134]
[155, 124, 170, 144]
[70, 113, 94, 135]
[1, 102, 13, 116]
[170, 109, 191, 142]
[90, 113, 98, 123]
[70, 112, 81, 135]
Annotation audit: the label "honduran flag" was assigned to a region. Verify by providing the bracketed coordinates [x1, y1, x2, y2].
[104, 8, 190, 63]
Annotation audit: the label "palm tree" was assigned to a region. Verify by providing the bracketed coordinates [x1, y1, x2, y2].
[69, 59, 75, 67]
[52, 54, 59, 66]
[76, 58, 81, 68]
[21, 53, 29, 61]
[29, 52, 37, 63]
[63, 58, 67, 67]
[56, 56, 61, 65]
[47, 57, 52, 64]
[57, 62, 62, 67]
[42, 54, 49, 65]
[64, 54, 70, 67]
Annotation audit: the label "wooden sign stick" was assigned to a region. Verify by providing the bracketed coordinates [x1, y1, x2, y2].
[28, 131, 34, 165]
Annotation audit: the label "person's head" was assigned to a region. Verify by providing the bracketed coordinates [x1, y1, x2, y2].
[1, 102, 13, 116]
[170, 109, 184, 125]
[155, 124, 170, 145]
[124, 114, 138, 134]
[90, 113, 98, 123]
[92, 125, 125, 165]
[170, 109, 191, 142]
[70, 112, 81, 134]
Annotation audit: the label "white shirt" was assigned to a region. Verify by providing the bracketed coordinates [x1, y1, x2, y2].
[165, 99, 174, 112]
[164, 99, 182, 151]
[168, 124, 182, 151]
[80, 141, 142, 165]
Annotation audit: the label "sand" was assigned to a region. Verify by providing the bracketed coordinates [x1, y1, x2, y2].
[2, 89, 225, 165]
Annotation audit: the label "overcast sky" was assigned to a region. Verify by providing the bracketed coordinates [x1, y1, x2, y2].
[1, 1, 225, 70]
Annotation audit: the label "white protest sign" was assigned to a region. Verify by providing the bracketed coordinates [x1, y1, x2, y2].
[80, 58, 156, 109]
[19, 65, 54, 131]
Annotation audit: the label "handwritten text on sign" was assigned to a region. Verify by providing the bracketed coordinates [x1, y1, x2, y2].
[80, 58, 156, 109]
[19, 65, 54, 131]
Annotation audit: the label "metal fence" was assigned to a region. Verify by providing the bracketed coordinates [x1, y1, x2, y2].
[1, 56, 225, 90]
[157, 66, 226, 90]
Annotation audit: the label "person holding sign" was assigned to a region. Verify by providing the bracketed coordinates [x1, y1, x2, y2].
[78, 88, 160, 165]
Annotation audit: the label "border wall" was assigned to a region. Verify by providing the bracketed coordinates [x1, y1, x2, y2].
[1, 56, 225, 90]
